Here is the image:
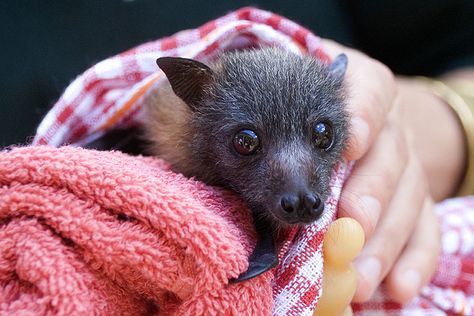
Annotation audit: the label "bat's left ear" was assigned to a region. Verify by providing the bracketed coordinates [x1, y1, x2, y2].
[328, 53, 348, 82]
[156, 57, 215, 111]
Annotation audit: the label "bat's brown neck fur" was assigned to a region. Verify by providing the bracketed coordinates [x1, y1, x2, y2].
[142, 82, 198, 178]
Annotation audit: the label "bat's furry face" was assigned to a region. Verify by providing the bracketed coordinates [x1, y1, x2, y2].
[153, 48, 348, 227]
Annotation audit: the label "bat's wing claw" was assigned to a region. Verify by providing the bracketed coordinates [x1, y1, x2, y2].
[229, 219, 278, 283]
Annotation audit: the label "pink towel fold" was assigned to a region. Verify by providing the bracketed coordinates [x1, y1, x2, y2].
[0, 146, 273, 315]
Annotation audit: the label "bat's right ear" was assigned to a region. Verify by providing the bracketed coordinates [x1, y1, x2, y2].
[156, 57, 214, 110]
[328, 53, 348, 82]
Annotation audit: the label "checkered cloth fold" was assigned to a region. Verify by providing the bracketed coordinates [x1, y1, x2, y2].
[32, 7, 473, 315]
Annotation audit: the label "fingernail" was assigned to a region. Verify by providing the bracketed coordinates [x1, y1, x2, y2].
[347, 117, 369, 160]
[354, 256, 381, 299]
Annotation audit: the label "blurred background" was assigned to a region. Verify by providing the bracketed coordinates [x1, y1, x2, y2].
[1, 0, 473, 147]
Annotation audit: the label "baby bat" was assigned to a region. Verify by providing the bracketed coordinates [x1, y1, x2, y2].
[143, 47, 349, 282]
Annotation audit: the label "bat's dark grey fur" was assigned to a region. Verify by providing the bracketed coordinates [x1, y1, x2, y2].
[143, 47, 349, 281]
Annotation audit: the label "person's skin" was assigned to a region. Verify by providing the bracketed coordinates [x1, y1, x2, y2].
[321, 39, 468, 304]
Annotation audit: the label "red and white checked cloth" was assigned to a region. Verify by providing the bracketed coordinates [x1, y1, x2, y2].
[32, 7, 473, 316]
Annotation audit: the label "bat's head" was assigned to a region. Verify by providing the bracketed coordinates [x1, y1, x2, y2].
[156, 48, 348, 227]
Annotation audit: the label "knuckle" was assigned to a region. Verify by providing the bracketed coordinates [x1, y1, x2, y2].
[378, 225, 411, 267]
[376, 165, 399, 194]
[361, 90, 387, 126]
[349, 58, 396, 131]
[357, 203, 378, 238]
[339, 194, 377, 238]
[382, 66, 396, 88]
[371, 59, 397, 110]
[372, 129, 408, 187]
[389, 124, 409, 163]
[364, 89, 385, 110]
[373, 59, 396, 92]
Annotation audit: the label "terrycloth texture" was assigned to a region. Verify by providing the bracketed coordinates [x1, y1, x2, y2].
[0, 146, 347, 315]
[23, 6, 474, 315]
[0, 146, 270, 315]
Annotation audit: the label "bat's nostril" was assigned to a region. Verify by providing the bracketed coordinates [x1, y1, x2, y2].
[280, 194, 299, 213]
[304, 194, 321, 210]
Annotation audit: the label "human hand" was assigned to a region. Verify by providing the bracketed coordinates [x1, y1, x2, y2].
[321, 39, 465, 304]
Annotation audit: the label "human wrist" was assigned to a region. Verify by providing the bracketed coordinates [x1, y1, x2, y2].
[394, 77, 466, 200]
[418, 77, 474, 196]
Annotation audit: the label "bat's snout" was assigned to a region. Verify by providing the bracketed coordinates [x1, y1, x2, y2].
[276, 191, 324, 224]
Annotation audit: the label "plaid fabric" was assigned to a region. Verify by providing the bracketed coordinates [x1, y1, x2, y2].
[32, 7, 473, 316]
[353, 197, 474, 316]
[32, 7, 327, 147]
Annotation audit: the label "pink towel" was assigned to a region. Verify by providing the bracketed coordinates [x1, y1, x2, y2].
[0, 146, 272, 315]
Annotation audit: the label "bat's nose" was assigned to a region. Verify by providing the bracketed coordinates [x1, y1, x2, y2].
[279, 192, 324, 223]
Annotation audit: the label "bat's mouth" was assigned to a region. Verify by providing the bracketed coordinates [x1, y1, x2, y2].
[270, 207, 325, 226]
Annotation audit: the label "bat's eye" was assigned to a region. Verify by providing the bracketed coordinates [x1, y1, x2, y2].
[233, 129, 259, 155]
[313, 122, 334, 150]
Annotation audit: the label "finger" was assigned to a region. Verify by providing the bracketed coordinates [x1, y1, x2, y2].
[351, 156, 428, 302]
[338, 123, 409, 239]
[322, 39, 397, 160]
[385, 197, 440, 304]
